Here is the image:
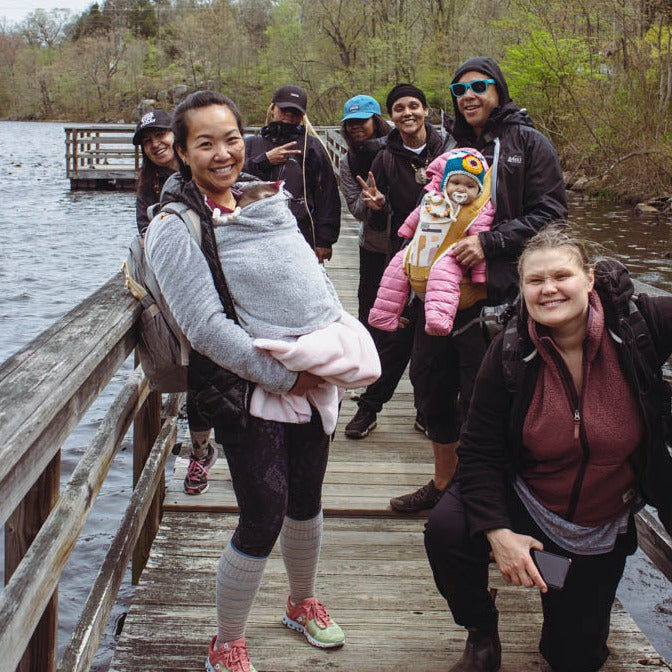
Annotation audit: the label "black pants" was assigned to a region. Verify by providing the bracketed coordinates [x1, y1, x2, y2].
[424, 483, 637, 672]
[356, 246, 415, 412]
[410, 302, 487, 443]
[357, 301, 416, 414]
[186, 391, 211, 434]
[357, 246, 389, 339]
[215, 410, 329, 558]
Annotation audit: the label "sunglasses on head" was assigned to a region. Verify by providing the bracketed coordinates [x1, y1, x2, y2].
[450, 79, 495, 98]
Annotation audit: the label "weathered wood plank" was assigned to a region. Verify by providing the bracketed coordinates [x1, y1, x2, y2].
[57, 398, 178, 672]
[110, 513, 662, 672]
[0, 273, 140, 526]
[0, 369, 149, 672]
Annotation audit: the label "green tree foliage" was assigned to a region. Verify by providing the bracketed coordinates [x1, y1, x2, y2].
[0, 0, 670, 199]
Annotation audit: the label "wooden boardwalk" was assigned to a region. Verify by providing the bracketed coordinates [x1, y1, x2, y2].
[110, 207, 666, 671]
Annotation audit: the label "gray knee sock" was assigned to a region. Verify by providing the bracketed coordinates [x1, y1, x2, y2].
[280, 512, 323, 604]
[215, 541, 267, 644]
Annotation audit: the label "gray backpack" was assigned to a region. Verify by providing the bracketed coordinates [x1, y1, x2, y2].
[123, 202, 201, 392]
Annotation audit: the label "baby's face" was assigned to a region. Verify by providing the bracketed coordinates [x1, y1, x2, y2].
[238, 183, 279, 208]
[445, 174, 480, 205]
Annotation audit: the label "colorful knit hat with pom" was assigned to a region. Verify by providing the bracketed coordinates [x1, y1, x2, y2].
[440, 148, 488, 196]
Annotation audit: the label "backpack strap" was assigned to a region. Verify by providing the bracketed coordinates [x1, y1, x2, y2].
[151, 202, 204, 366]
[501, 314, 538, 394]
[161, 201, 202, 246]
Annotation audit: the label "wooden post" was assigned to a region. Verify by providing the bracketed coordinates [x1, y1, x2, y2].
[131, 383, 163, 585]
[5, 452, 60, 672]
[72, 130, 78, 177]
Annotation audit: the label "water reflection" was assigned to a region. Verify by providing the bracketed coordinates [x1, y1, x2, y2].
[568, 192, 671, 292]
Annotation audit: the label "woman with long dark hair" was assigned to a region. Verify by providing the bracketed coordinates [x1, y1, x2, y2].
[133, 109, 179, 235]
[144, 91, 346, 672]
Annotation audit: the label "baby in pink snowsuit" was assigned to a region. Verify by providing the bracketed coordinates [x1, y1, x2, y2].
[368, 147, 494, 336]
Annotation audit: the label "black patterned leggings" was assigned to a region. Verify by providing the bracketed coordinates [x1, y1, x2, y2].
[215, 410, 330, 557]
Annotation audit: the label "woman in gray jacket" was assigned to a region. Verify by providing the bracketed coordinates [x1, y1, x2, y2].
[339, 94, 391, 335]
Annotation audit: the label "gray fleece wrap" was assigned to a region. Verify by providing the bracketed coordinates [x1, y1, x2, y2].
[216, 186, 342, 339]
[144, 185, 341, 395]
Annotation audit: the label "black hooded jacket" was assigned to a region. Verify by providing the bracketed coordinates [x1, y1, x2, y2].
[451, 57, 568, 304]
[244, 123, 341, 250]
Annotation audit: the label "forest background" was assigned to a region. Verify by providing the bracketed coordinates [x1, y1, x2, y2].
[1, 0, 671, 203]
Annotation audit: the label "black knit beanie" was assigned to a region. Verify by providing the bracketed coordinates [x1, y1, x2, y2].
[386, 83, 428, 114]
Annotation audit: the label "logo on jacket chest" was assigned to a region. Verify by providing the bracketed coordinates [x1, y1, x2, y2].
[505, 154, 523, 165]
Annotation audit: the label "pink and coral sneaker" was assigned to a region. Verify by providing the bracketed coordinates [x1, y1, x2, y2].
[205, 635, 257, 672]
[282, 596, 345, 648]
[184, 443, 217, 495]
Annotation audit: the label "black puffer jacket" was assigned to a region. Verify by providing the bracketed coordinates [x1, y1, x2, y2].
[451, 57, 568, 304]
[366, 122, 451, 254]
[244, 123, 341, 249]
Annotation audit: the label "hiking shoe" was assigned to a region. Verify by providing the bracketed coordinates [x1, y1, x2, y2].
[183, 443, 216, 495]
[206, 636, 257, 672]
[344, 406, 377, 439]
[390, 479, 444, 513]
[282, 596, 345, 648]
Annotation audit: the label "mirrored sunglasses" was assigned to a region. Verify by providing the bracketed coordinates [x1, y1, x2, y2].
[450, 79, 495, 98]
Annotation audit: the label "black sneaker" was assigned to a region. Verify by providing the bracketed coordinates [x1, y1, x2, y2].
[344, 406, 377, 439]
[389, 480, 444, 513]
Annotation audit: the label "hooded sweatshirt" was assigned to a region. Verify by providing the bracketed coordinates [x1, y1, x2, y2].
[450, 57, 568, 304]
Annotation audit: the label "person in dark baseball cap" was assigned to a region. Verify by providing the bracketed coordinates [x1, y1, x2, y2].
[132, 108, 172, 145]
[244, 84, 341, 264]
[271, 84, 308, 116]
[132, 108, 178, 235]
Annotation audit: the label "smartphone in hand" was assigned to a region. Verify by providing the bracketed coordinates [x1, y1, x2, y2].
[531, 549, 572, 590]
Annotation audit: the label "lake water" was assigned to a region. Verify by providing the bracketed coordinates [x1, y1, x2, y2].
[0, 121, 670, 667]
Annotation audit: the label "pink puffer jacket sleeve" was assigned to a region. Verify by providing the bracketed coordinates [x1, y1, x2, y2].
[368, 248, 410, 331]
[398, 207, 420, 239]
[423, 254, 464, 336]
[467, 200, 494, 284]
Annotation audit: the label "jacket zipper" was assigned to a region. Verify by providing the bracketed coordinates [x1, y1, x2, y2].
[543, 343, 589, 522]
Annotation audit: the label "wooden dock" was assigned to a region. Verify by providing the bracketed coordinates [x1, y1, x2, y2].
[64, 125, 346, 191]
[65, 125, 140, 190]
[108, 209, 667, 672]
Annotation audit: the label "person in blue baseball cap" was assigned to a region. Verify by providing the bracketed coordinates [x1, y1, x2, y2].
[339, 95, 391, 341]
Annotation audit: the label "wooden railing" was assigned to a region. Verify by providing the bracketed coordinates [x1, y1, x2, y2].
[0, 273, 180, 672]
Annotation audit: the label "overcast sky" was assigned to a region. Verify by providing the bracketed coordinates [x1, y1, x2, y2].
[0, 0, 93, 25]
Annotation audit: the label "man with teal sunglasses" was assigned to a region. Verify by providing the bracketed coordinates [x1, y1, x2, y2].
[449, 78, 496, 98]
[422, 56, 568, 672]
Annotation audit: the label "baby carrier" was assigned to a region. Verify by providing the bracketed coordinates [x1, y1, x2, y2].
[403, 167, 492, 296]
